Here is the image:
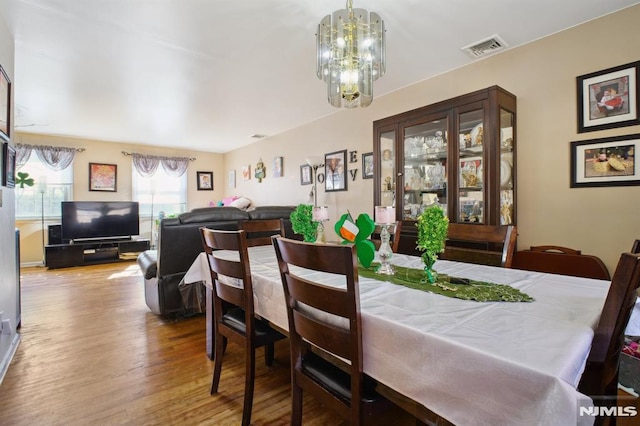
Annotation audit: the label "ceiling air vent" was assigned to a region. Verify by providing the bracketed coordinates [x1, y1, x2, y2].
[461, 35, 508, 59]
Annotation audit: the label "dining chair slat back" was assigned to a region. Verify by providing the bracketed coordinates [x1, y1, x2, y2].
[441, 223, 517, 268]
[578, 252, 640, 425]
[239, 219, 285, 247]
[199, 228, 285, 426]
[272, 236, 390, 425]
[512, 245, 611, 280]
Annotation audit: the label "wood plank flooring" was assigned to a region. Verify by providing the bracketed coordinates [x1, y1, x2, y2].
[0, 262, 413, 425]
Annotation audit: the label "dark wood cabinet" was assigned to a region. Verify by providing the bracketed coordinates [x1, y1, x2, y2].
[45, 239, 150, 269]
[373, 86, 516, 255]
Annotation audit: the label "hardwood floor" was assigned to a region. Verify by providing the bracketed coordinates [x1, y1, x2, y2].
[0, 262, 413, 425]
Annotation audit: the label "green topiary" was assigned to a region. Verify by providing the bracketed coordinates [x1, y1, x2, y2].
[290, 204, 317, 242]
[416, 205, 449, 283]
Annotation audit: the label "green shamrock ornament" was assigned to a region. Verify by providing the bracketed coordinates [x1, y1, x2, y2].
[334, 212, 376, 267]
[16, 172, 35, 189]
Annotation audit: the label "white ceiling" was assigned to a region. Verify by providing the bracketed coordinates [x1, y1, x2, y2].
[1, 0, 639, 153]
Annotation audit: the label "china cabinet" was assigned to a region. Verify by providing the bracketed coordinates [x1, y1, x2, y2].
[373, 86, 516, 255]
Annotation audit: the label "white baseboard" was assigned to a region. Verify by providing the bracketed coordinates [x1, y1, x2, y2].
[0, 333, 21, 385]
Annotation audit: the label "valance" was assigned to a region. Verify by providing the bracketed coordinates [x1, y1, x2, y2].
[16, 143, 83, 170]
[123, 151, 194, 178]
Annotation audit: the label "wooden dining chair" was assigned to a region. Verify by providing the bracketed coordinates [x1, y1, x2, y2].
[440, 223, 517, 268]
[578, 252, 640, 426]
[631, 239, 640, 254]
[199, 227, 286, 426]
[371, 220, 402, 253]
[239, 218, 285, 247]
[272, 236, 392, 425]
[512, 245, 611, 280]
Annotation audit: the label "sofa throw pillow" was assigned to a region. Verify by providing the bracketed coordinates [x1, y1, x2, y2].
[222, 196, 239, 206]
[230, 197, 252, 210]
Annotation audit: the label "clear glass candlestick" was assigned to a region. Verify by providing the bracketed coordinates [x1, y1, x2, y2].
[375, 206, 396, 275]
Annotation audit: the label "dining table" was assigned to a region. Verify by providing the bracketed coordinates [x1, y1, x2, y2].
[181, 244, 610, 426]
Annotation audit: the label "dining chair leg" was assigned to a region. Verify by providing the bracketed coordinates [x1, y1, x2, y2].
[291, 384, 303, 426]
[264, 342, 275, 367]
[210, 333, 225, 395]
[241, 345, 256, 426]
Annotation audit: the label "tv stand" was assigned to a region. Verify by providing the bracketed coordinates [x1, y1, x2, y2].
[45, 239, 150, 269]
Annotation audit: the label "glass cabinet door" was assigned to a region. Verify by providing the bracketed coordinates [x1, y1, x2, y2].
[499, 108, 515, 224]
[457, 109, 484, 223]
[378, 130, 396, 208]
[401, 118, 448, 220]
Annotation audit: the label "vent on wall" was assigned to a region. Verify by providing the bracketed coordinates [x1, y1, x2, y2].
[461, 34, 508, 58]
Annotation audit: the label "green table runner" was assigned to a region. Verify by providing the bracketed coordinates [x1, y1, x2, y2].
[359, 263, 534, 302]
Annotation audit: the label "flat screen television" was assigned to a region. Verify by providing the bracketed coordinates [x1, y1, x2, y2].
[61, 201, 140, 242]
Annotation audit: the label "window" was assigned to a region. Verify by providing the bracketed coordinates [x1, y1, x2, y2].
[15, 155, 73, 219]
[132, 166, 187, 218]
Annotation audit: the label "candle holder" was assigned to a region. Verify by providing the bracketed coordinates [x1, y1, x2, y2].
[312, 206, 330, 243]
[375, 206, 396, 275]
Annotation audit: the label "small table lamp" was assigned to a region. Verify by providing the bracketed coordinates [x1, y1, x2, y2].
[375, 206, 396, 275]
[312, 206, 330, 243]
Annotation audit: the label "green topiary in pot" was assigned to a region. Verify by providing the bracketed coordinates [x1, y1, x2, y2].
[290, 204, 317, 242]
[416, 205, 449, 283]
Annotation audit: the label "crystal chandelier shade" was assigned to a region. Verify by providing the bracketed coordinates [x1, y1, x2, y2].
[316, 0, 386, 108]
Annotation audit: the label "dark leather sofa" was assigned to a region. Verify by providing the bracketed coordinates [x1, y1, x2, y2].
[137, 205, 296, 315]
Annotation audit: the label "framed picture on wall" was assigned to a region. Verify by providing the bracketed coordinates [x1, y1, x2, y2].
[228, 170, 236, 188]
[577, 61, 640, 133]
[197, 171, 213, 190]
[300, 164, 312, 185]
[241, 165, 251, 181]
[3, 142, 15, 187]
[273, 156, 283, 177]
[570, 133, 640, 188]
[325, 149, 347, 192]
[0, 65, 10, 141]
[362, 152, 374, 179]
[89, 162, 117, 192]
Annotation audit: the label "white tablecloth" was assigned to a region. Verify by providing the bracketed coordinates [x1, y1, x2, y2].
[184, 246, 610, 426]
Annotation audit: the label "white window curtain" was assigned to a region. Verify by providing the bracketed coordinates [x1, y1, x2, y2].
[16, 143, 79, 170]
[15, 144, 78, 218]
[130, 153, 189, 218]
[131, 153, 190, 178]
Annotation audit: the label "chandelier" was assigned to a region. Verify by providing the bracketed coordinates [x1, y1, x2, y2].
[316, 0, 386, 108]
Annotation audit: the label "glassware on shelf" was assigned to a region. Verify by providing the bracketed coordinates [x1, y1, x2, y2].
[312, 206, 329, 243]
[427, 162, 445, 189]
[374, 206, 396, 275]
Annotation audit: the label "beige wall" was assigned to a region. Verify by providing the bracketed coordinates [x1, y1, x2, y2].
[224, 5, 640, 274]
[16, 133, 223, 264]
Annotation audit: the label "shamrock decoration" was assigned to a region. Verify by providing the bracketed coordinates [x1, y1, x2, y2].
[15, 172, 35, 189]
[334, 212, 376, 267]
